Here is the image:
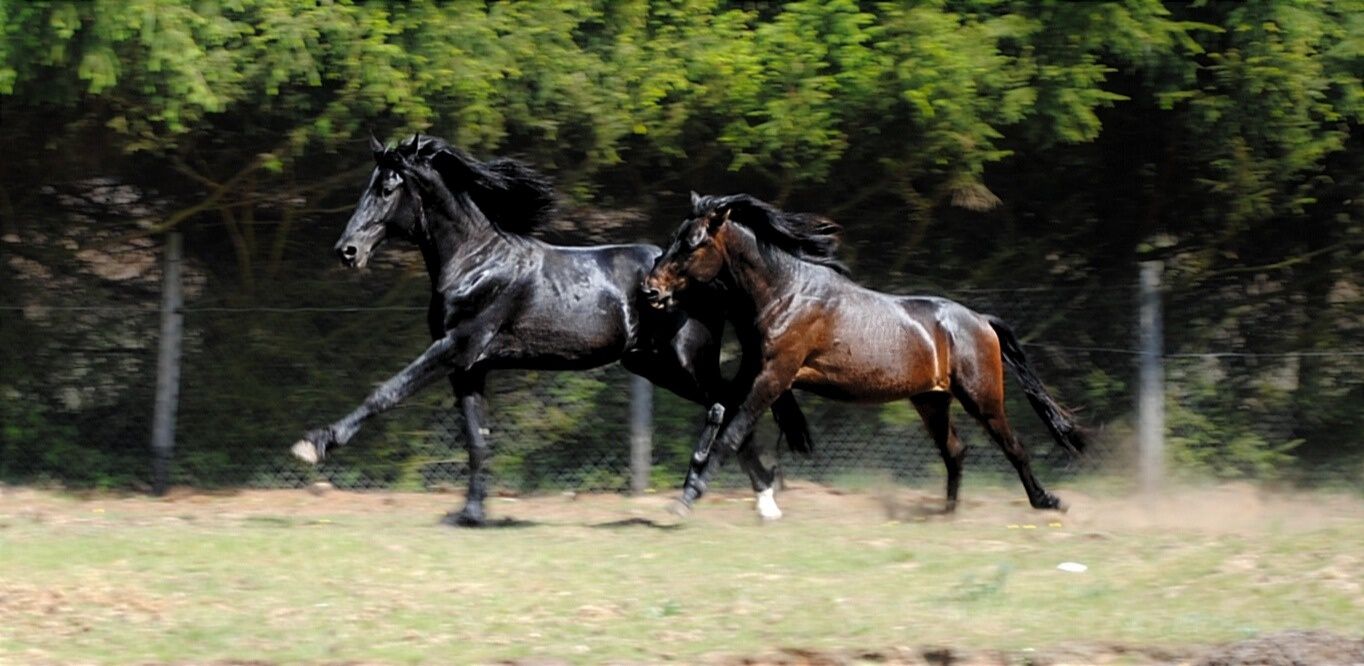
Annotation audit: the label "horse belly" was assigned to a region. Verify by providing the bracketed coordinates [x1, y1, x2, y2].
[795, 318, 944, 402]
[500, 291, 630, 367]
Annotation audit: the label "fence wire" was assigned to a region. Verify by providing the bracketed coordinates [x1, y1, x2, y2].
[3, 247, 1362, 493]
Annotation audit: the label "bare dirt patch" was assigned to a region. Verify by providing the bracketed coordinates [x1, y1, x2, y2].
[3, 480, 1362, 534]
[1193, 630, 1364, 666]
[710, 631, 1364, 666]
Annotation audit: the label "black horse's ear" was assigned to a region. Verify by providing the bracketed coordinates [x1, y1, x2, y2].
[370, 132, 385, 162]
[689, 190, 702, 212]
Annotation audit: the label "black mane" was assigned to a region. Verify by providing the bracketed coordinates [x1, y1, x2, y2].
[393, 134, 556, 235]
[694, 193, 849, 275]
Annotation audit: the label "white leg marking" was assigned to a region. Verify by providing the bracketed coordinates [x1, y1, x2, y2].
[756, 487, 783, 521]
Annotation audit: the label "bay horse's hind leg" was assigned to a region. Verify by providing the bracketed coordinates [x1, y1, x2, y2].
[954, 380, 1065, 511]
[911, 392, 967, 513]
[442, 372, 492, 527]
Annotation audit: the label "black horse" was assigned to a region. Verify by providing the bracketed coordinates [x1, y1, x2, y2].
[645, 193, 1086, 517]
[292, 136, 809, 525]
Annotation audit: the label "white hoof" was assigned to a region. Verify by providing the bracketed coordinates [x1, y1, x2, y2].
[755, 488, 783, 521]
[291, 440, 319, 465]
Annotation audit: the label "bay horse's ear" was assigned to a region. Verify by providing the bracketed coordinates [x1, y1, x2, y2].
[708, 205, 731, 233]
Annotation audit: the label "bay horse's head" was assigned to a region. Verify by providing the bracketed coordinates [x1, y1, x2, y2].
[645, 192, 849, 309]
[644, 191, 734, 310]
[335, 134, 427, 268]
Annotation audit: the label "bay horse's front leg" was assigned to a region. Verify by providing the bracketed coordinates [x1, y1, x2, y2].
[292, 331, 490, 464]
[443, 374, 492, 527]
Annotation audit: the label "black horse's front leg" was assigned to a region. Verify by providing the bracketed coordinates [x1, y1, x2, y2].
[443, 375, 492, 527]
[292, 330, 489, 464]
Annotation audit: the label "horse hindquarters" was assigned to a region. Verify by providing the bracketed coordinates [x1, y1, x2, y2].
[947, 319, 1065, 510]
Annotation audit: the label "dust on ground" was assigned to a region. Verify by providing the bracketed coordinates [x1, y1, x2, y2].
[2, 479, 1359, 535]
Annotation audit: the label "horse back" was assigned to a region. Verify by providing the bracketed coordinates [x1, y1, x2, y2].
[486, 243, 659, 366]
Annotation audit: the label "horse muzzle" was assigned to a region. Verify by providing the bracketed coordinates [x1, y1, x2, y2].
[334, 235, 381, 269]
[642, 285, 676, 311]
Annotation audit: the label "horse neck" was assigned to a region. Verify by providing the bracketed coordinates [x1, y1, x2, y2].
[718, 226, 799, 316]
[416, 189, 521, 286]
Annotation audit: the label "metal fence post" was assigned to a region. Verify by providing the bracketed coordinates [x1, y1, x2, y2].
[1137, 260, 1165, 494]
[629, 374, 653, 494]
[151, 231, 184, 496]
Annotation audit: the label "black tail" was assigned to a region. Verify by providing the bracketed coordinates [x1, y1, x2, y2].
[987, 316, 1086, 457]
[770, 391, 814, 455]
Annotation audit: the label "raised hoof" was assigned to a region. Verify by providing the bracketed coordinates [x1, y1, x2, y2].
[291, 439, 320, 465]
[667, 498, 693, 518]
[441, 506, 486, 528]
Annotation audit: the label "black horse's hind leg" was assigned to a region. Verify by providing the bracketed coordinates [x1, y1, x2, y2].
[912, 392, 967, 513]
[680, 437, 732, 510]
[678, 359, 795, 511]
[622, 344, 778, 512]
[442, 373, 491, 527]
[675, 403, 725, 512]
[679, 414, 779, 511]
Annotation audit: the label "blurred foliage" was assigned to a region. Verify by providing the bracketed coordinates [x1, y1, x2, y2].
[1, 0, 1361, 487]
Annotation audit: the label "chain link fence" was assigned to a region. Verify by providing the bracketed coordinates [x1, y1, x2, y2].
[3, 175, 1362, 495]
[6, 243, 1360, 494]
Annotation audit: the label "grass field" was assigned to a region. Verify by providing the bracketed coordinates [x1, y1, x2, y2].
[1, 480, 1362, 665]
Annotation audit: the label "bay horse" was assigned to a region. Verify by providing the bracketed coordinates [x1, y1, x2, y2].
[643, 192, 1086, 516]
[291, 137, 809, 525]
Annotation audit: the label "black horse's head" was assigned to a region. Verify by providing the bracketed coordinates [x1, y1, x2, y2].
[644, 191, 733, 310]
[336, 134, 556, 268]
[335, 134, 428, 268]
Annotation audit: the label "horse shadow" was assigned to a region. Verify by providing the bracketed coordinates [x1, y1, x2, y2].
[588, 517, 683, 531]
[436, 515, 682, 531]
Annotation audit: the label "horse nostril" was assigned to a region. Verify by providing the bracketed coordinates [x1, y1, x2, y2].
[343, 246, 359, 258]
[643, 286, 661, 300]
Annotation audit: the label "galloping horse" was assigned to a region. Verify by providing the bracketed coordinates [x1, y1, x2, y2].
[644, 192, 1086, 516]
[291, 138, 810, 524]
